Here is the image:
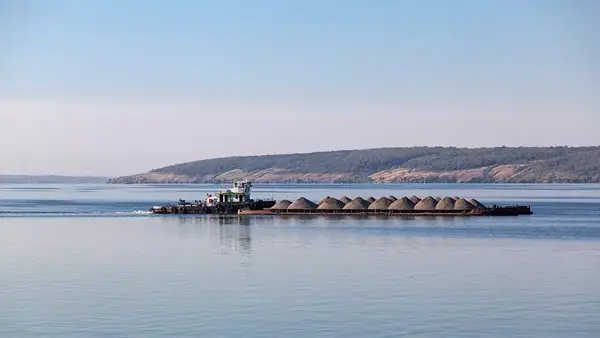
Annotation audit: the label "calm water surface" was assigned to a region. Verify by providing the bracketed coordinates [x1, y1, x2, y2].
[1, 184, 599, 337]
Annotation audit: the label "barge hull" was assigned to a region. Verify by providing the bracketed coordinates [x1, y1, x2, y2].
[238, 206, 532, 217]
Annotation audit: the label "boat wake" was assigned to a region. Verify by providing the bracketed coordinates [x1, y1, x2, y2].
[115, 210, 153, 215]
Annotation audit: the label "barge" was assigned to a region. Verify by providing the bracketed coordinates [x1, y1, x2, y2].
[238, 205, 531, 216]
[150, 180, 532, 217]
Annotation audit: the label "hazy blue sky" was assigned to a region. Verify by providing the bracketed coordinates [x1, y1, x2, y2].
[1, 0, 598, 176]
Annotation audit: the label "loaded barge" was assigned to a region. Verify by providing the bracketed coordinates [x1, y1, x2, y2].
[150, 180, 532, 216]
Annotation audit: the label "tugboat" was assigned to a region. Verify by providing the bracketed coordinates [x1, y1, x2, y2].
[149, 180, 276, 214]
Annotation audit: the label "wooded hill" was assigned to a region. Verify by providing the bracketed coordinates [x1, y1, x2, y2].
[108, 146, 600, 184]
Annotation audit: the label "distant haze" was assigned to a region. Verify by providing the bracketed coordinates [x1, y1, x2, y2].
[1, 1, 598, 176]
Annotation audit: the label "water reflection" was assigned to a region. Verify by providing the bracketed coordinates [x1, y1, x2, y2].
[161, 209, 600, 257]
[173, 215, 254, 257]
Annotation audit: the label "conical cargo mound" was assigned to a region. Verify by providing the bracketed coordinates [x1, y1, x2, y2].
[454, 198, 476, 211]
[388, 197, 415, 210]
[409, 196, 421, 204]
[436, 197, 456, 210]
[388, 195, 398, 201]
[343, 197, 371, 210]
[318, 196, 331, 205]
[469, 199, 486, 208]
[270, 199, 292, 210]
[288, 197, 318, 210]
[365, 197, 376, 203]
[317, 197, 346, 210]
[368, 197, 393, 210]
[415, 196, 437, 210]
[339, 196, 352, 204]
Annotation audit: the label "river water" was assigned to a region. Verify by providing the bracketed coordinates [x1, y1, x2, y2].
[1, 183, 599, 337]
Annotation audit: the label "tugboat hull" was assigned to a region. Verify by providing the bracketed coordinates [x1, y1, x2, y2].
[150, 200, 276, 215]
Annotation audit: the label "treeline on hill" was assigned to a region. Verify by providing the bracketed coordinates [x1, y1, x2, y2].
[146, 146, 600, 182]
[151, 147, 441, 178]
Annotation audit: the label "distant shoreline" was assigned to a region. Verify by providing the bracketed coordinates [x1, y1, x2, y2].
[106, 181, 600, 185]
[0, 175, 108, 184]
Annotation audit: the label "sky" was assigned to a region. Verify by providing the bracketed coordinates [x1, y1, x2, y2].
[0, 0, 598, 176]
